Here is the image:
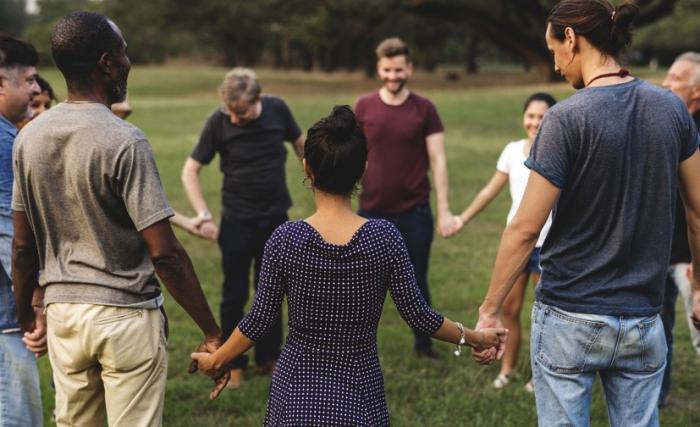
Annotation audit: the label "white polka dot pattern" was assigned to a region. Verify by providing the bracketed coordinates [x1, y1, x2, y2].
[238, 219, 443, 426]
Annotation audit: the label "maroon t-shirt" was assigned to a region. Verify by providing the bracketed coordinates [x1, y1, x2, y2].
[355, 91, 444, 215]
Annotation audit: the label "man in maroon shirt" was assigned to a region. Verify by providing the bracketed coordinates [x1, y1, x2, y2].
[355, 37, 461, 356]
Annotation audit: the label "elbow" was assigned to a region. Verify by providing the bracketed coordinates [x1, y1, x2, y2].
[150, 243, 185, 274]
[506, 219, 540, 244]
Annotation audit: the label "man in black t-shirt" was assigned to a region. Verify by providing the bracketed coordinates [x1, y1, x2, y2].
[182, 68, 304, 388]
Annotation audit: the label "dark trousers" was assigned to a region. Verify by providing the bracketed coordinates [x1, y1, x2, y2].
[219, 214, 287, 369]
[359, 204, 434, 351]
[659, 268, 678, 403]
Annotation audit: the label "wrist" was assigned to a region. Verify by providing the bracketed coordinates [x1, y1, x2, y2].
[197, 210, 213, 222]
[478, 304, 500, 321]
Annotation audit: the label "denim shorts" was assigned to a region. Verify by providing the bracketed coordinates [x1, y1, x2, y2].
[524, 247, 542, 274]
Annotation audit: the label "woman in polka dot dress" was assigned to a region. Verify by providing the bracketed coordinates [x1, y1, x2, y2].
[191, 106, 507, 426]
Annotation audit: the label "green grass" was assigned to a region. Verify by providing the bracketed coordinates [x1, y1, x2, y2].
[36, 66, 698, 426]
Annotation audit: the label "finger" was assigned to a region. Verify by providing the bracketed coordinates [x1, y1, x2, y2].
[188, 358, 199, 374]
[209, 373, 230, 400]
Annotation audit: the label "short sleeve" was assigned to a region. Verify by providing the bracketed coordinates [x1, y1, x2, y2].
[277, 99, 302, 143]
[11, 179, 24, 212]
[422, 99, 444, 137]
[190, 112, 219, 165]
[496, 143, 512, 174]
[525, 113, 571, 189]
[679, 111, 699, 162]
[115, 139, 174, 231]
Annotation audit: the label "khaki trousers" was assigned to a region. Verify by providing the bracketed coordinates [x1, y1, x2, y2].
[46, 303, 168, 427]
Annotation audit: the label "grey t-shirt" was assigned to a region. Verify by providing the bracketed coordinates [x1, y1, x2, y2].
[12, 102, 174, 306]
[526, 79, 700, 316]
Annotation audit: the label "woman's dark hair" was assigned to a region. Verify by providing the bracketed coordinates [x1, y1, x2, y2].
[36, 75, 56, 101]
[304, 105, 367, 196]
[548, 0, 639, 58]
[523, 92, 557, 112]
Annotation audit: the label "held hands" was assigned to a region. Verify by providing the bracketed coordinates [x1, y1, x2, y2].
[437, 212, 464, 238]
[471, 315, 507, 365]
[188, 334, 230, 400]
[468, 327, 508, 353]
[180, 216, 219, 241]
[22, 306, 47, 358]
[686, 265, 700, 331]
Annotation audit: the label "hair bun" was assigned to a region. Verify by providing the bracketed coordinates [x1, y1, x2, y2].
[325, 105, 357, 142]
[611, 2, 639, 47]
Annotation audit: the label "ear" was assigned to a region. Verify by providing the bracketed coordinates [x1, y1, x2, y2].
[302, 158, 314, 180]
[96, 52, 113, 77]
[564, 27, 577, 51]
[406, 61, 414, 76]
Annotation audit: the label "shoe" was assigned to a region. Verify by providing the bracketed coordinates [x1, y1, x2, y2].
[414, 348, 437, 358]
[255, 360, 277, 375]
[493, 372, 516, 389]
[225, 368, 244, 389]
[525, 379, 534, 393]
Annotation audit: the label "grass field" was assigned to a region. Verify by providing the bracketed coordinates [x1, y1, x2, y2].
[34, 66, 698, 426]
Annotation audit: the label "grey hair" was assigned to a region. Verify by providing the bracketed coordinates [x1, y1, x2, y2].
[675, 51, 700, 86]
[218, 67, 261, 105]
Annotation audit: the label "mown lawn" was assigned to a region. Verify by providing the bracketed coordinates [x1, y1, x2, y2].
[35, 66, 698, 426]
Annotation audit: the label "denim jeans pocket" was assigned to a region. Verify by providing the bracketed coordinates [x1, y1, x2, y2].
[535, 305, 604, 373]
[636, 315, 666, 372]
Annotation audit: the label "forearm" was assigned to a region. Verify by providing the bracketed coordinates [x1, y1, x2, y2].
[154, 245, 220, 337]
[460, 189, 497, 224]
[432, 316, 462, 344]
[431, 157, 451, 215]
[480, 224, 538, 317]
[12, 244, 40, 330]
[688, 223, 700, 292]
[210, 328, 255, 370]
[181, 165, 210, 215]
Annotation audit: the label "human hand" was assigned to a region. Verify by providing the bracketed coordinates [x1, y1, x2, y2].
[196, 220, 220, 241]
[692, 289, 700, 331]
[189, 335, 230, 400]
[471, 314, 505, 364]
[22, 306, 47, 358]
[437, 213, 463, 238]
[468, 327, 508, 353]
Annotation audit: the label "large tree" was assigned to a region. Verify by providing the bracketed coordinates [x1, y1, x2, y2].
[408, 0, 678, 80]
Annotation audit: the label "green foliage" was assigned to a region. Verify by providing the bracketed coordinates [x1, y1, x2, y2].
[635, 0, 700, 64]
[0, 0, 28, 37]
[34, 65, 700, 426]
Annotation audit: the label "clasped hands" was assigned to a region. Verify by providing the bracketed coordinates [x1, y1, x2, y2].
[471, 314, 508, 365]
[182, 216, 219, 241]
[188, 335, 230, 400]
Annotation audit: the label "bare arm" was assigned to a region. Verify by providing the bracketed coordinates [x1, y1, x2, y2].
[12, 211, 40, 332]
[426, 132, 459, 237]
[181, 157, 218, 239]
[292, 135, 305, 159]
[474, 172, 559, 362]
[458, 171, 509, 225]
[679, 150, 700, 329]
[140, 219, 220, 338]
[181, 157, 210, 215]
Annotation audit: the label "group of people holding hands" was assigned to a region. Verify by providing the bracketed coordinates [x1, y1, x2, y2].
[1, 0, 699, 426]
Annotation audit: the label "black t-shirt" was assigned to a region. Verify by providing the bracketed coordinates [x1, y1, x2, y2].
[670, 110, 700, 264]
[191, 96, 301, 219]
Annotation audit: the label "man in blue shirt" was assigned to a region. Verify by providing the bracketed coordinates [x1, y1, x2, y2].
[473, 1, 700, 426]
[0, 34, 42, 427]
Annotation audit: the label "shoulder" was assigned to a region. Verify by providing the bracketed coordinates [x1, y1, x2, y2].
[262, 95, 289, 110]
[408, 92, 438, 110]
[364, 219, 403, 246]
[355, 92, 379, 108]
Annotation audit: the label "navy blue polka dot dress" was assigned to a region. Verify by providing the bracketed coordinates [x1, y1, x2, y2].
[238, 219, 443, 426]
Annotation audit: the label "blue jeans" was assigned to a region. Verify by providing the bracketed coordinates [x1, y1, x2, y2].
[219, 214, 287, 369]
[530, 301, 666, 427]
[359, 204, 434, 351]
[0, 266, 43, 427]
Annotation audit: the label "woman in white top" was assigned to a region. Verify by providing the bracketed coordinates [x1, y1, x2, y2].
[457, 93, 556, 390]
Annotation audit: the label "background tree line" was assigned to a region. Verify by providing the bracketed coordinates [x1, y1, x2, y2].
[1, 0, 697, 80]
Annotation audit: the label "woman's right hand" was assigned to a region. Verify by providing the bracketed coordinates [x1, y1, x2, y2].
[468, 327, 508, 353]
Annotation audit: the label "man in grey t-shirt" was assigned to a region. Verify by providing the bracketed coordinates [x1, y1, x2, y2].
[472, 1, 700, 426]
[12, 12, 228, 425]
